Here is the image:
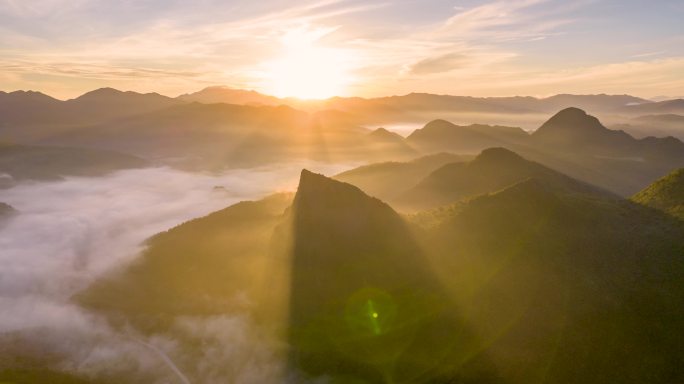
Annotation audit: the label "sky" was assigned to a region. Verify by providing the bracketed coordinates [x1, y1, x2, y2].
[1, 0, 683, 99]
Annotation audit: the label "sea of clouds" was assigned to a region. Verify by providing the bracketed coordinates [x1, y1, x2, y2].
[0, 162, 353, 383]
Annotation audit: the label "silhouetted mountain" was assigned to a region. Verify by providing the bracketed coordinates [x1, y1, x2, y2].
[407, 119, 528, 153]
[68, 87, 181, 119]
[177, 86, 282, 106]
[364, 128, 417, 159]
[0, 88, 182, 142]
[532, 107, 633, 148]
[632, 168, 684, 220]
[0, 91, 64, 133]
[43, 102, 379, 168]
[334, 152, 469, 201]
[0, 143, 148, 186]
[395, 147, 610, 211]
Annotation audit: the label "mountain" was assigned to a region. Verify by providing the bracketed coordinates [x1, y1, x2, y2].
[541, 94, 649, 113]
[611, 114, 684, 140]
[177, 86, 282, 106]
[0, 88, 182, 142]
[511, 108, 684, 196]
[364, 127, 418, 159]
[632, 168, 684, 220]
[79, 192, 294, 324]
[334, 152, 470, 201]
[395, 147, 610, 211]
[406, 119, 529, 153]
[285, 170, 490, 383]
[532, 107, 635, 151]
[73, 162, 684, 383]
[67, 88, 181, 120]
[623, 99, 684, 115]
[0, 143, 148, 186]
[42, 102, 377, 169]
[415, 175, 684, 384]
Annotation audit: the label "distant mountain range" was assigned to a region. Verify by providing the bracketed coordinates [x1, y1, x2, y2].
[0, 143, 148, 187]
[1, 86, 683, 195]
[74, 150, 684, 383]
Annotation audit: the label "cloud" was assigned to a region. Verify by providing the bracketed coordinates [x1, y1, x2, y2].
[0, 162, 354, 382]
[405, 52, 470, 75]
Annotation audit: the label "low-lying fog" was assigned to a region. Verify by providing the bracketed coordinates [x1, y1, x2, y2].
[0, 162, 355, 383]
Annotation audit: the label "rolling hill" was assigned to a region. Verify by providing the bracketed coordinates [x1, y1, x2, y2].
[71, 164, 684, 383]
[334, 152, 469, 200]
[394, 147, 611, 212]
[632, 168, 684, 220]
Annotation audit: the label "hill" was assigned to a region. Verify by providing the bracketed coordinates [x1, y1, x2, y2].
[42, 102, 378, 168]
[177, 86, 282, 106]
[79, 192, 294, 324]
[395, 147, 610, 211]
[284, 170, 487, 382]
[412, 174, 684, 384]
[0, 143, 148, 186]
[406, 119, 529, 153]
[623, 99, 684, 115]
[72, 164, 684, 383]
[0, 88, 181, 142]
[334, 152, 469, 200]
[632, 168, 684, 220]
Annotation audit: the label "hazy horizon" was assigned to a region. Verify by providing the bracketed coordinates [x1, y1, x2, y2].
[2, 0, 683, 100]
[3, 84, 682, 103]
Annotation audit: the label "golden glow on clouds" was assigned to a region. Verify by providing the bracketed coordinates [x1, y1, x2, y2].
[0, 1, 683, 99]
[261, 27, 354, 99]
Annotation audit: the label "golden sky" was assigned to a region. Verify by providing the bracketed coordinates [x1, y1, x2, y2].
[1, 0, 683, 99]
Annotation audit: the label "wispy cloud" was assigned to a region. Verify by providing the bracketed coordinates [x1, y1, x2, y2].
[0, 0, 683, 98]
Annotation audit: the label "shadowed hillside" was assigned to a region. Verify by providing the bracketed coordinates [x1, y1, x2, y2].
[394, 147, 610, 211]
[285, 170, 496, 383]
[0, 143, 148, 186]
[334, 152, 470, 201]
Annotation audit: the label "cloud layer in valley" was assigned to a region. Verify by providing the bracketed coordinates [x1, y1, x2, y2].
[0, 162, 352, 383]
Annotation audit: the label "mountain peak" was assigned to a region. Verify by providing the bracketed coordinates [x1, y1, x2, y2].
[473, 147, 525, 164]
[296, 169, 390, 210]
[539, 107, 602, 130]
[532, 107, 626, 143]
[77, 87, 124, 99]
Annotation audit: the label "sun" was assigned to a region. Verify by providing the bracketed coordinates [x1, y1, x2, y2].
[262, 27, 353, 100]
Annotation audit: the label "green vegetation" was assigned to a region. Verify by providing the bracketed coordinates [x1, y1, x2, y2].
[78, 193, 294, 330]
[79, 155, 684, 383]
[632, 168, 684, 219]
[0, 369, 105, 384]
